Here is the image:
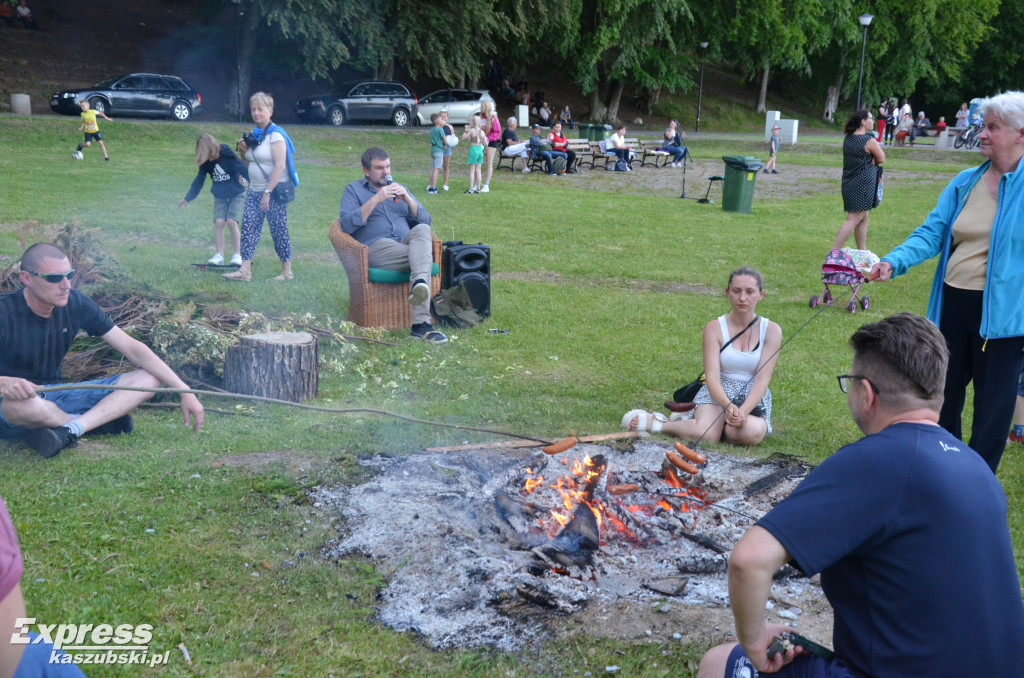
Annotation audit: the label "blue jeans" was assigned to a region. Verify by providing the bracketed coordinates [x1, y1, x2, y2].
[665, 144, 687, 162]
[535, 150, 554, 173]
[0, 375, 122, 439]
[12, 632, 87, 677]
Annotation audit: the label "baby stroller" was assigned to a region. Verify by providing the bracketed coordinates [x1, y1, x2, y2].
[810, 248, 870, 313]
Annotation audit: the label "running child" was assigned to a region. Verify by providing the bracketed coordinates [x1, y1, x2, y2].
[462, 115, 485, 193]
[76, 100, 112, 161]
[178, 134, 246, 265]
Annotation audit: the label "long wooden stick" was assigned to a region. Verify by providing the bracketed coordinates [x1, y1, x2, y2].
[34, 383, 552, 445]
[424, 431, 642, 453]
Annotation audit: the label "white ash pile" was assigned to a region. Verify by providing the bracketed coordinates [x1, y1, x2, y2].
[312, 440, 820, 650]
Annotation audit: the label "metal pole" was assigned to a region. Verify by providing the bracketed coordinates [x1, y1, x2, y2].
[854, 14, 873, 111]
[696, 41, 708, 133]
[234, 0, 242, 123]
[855, 27, 867, 110]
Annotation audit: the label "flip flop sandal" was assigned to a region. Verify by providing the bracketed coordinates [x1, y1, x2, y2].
[621, 409, 667, 433]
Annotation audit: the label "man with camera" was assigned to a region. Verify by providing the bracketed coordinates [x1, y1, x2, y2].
[0, 243, 204, 458]
[338, 147, 447, 343]
[696, 312, 1024, 678]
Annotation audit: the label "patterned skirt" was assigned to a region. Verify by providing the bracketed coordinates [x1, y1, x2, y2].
[693, 376, 773, 433]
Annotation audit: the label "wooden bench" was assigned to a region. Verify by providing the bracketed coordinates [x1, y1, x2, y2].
[591, 138, 639, 170]
[566, 139, 592, 172]
[495, 144, 532, 171]
[638, 140, 672, 168]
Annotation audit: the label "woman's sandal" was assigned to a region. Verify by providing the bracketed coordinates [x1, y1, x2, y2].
[269, 273, 294, 281]
[222, 270, 251, 282]
[621, 409, 668, 433]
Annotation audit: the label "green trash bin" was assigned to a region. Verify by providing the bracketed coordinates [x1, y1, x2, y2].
[600, 124, 613, 140]
[578, 123, 592, 140]
[721, 155, 764, 213]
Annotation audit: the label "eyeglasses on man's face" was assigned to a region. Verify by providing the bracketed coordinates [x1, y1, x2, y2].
[837, 374, 880, 394]
[23, 268, 75, 284]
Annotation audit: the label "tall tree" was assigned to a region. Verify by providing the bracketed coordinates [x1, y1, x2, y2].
[555, 0, 693, 123]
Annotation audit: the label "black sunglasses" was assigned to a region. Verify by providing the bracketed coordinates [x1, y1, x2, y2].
[837, 374, 880, 395]
[23, 267, 75, 283]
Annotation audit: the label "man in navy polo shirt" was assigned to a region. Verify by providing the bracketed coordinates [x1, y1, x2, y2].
[697, 313, 1024, 678]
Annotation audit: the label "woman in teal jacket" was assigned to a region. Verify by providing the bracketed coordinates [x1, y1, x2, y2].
[869, 91, 1024, 472]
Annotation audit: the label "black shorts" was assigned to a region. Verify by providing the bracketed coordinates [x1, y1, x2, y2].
[722, 644, 856, 678]
[84, 132, 103, 142]
[487, 139, 500, 149]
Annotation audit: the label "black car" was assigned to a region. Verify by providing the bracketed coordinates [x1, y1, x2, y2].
[295, 80, 417, 127]
[49, 73, 202, 121]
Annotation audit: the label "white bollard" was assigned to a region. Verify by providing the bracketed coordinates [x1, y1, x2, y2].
[11, 93, 31, 116]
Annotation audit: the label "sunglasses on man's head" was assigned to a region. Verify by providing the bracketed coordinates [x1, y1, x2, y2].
[23, 268, 75, 283]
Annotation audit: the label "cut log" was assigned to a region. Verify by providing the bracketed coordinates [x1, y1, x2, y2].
[223, 331, 318, 403]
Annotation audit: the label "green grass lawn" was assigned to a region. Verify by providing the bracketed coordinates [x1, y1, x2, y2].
[0, 115, 1017, 677]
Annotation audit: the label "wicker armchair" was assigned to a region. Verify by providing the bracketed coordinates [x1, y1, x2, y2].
[328, 219, 442, 330]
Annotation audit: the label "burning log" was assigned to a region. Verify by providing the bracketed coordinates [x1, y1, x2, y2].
[743, 464, 804, 497]
[515, 583, 576, 613]
[677, 554, 728, 575]
[678, 530, 728, 554]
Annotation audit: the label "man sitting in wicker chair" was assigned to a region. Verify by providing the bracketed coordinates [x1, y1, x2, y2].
[338, 147, 447, 343]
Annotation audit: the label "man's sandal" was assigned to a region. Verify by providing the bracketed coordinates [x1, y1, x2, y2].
[621, 409, 668, 433]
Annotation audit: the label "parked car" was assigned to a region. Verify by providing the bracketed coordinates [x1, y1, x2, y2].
[49, 73, 202, 121]
[295, 80, 417, 127]
[414, 89, 494, 126]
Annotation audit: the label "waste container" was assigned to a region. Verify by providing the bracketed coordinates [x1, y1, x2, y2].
[721, 155, 764, 213]
[599, 124, 613, 141]
[578, 123, 592, 140]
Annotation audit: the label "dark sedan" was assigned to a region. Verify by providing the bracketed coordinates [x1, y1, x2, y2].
[49, 73, 202, 121]
[295, 80, 417, 127]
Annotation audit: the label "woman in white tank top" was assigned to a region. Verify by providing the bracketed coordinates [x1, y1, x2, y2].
[622, 267, 783, 446]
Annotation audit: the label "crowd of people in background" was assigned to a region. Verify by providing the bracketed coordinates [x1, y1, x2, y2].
[876, 97, 984, 147]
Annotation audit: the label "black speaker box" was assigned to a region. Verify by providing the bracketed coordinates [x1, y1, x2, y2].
[442, 242, 490, 318]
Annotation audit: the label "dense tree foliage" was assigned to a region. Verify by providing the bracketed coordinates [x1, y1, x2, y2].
[228, 0, 1015, 124]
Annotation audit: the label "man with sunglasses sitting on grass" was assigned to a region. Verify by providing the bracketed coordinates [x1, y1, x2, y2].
[0, 243, 203, 458]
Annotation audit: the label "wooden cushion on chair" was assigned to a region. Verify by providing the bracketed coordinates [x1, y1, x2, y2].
[328, 219, 443, 330]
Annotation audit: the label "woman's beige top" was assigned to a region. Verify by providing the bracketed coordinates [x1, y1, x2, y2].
[945, 177, 996, 290]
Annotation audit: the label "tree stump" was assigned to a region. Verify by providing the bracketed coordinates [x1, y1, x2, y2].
[223, 332, 318, 403]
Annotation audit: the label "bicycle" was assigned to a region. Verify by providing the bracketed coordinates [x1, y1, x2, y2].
[953, 123, 982, 150]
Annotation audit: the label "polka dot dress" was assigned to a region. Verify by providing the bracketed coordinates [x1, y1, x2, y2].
[841, 133, 877, 213]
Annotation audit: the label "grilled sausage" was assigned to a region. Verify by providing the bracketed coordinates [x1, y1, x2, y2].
[674, 441, 706, 465]
[666, 450, 699, 475]
[542, 437, 578, 454]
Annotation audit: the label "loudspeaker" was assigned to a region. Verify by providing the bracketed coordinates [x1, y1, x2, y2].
[442, 242, 490, 318]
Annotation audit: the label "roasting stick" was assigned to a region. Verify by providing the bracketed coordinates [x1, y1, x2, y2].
[33, 384, 554, 445]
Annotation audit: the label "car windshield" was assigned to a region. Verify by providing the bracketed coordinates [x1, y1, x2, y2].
[92, 76, 123, 89]
[330, 81, 361, 96]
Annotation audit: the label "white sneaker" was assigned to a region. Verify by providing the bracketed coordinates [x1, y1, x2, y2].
[443, 185, 449, 191]
[208, 253, 224, 265]
[229, 253, 243, 266]
[480, 185, 489, 193]
[522, 167, 531, 173]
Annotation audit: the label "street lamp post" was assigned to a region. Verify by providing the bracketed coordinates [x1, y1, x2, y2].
[855, 13, 873, 112]
[696, 41, 709, 133]
[232, 0, 242, 123]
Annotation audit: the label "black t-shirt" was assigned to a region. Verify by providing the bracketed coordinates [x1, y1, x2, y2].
[501, 128, 519, 147]
[0, 289, 114, 384]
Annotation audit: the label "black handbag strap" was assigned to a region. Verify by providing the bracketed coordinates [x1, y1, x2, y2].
[719, 316, 760, 354]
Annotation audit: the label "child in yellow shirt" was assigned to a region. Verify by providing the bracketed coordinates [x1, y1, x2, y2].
[76, 100, 112, 161]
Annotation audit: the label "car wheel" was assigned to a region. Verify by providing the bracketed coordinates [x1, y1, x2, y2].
[392, 108, 410, 127]
[172, 101, 192, 121]
[328, 106, 345, 127]
[88, 97, 108, 115]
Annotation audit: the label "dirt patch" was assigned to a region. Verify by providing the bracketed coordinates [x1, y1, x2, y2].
[557, 161, 949, 203]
